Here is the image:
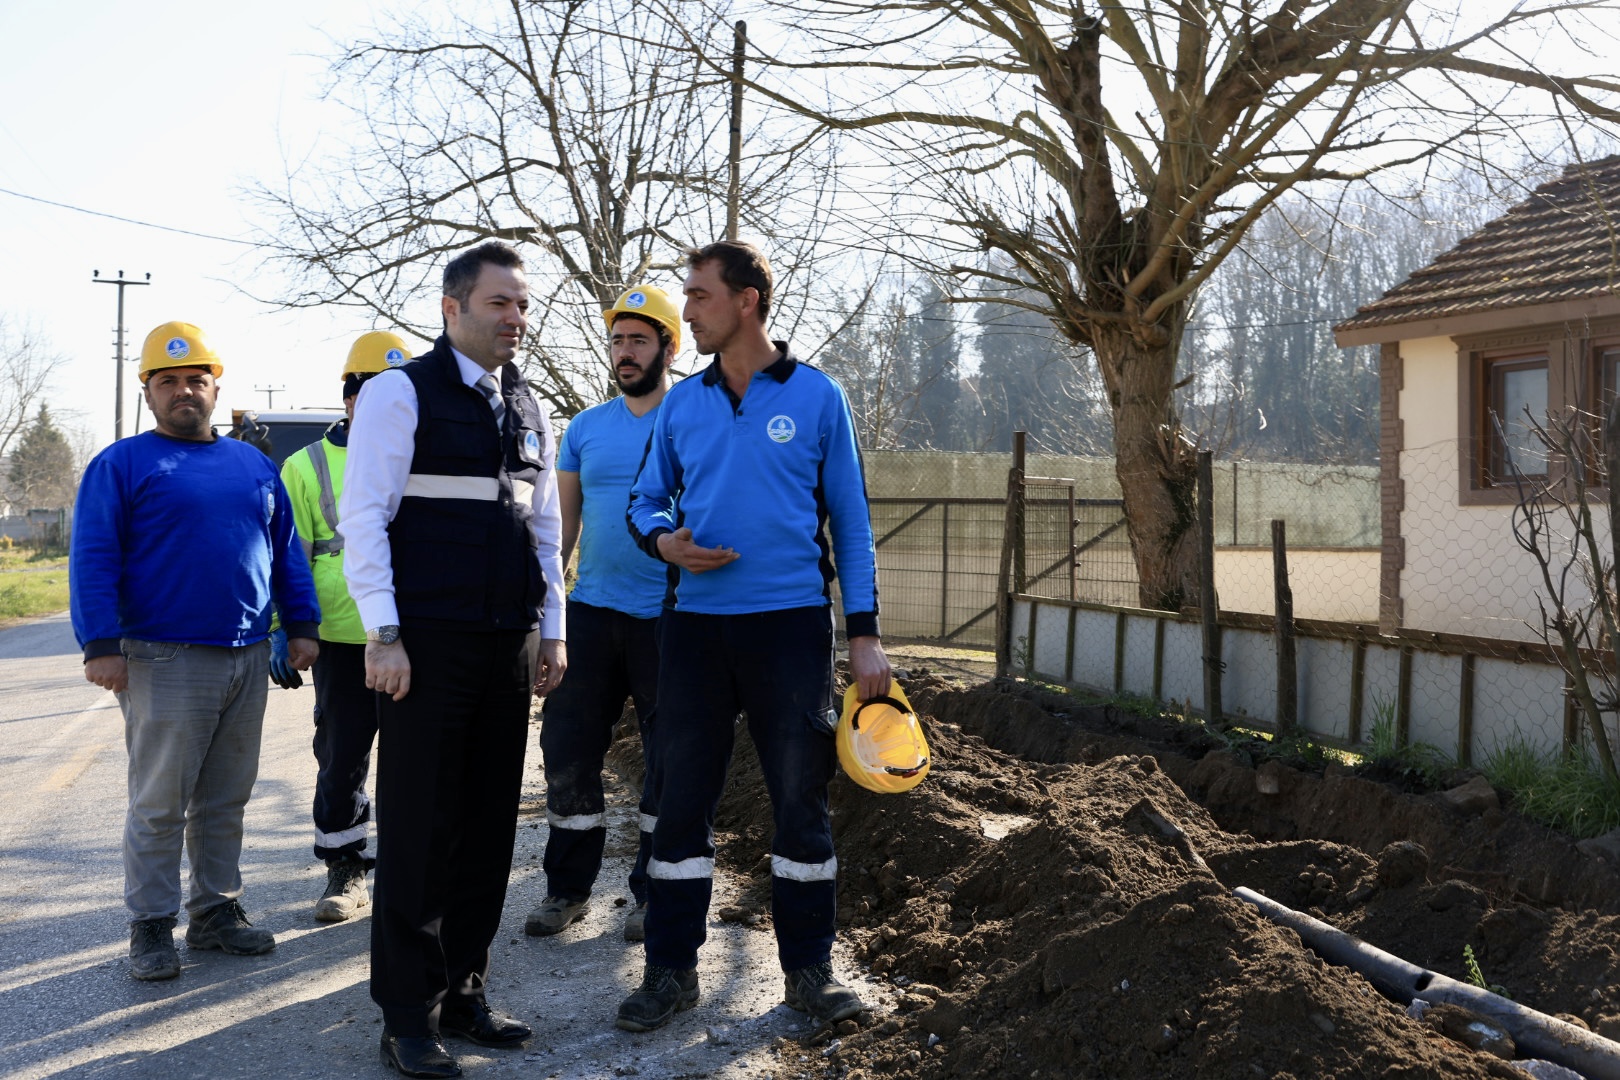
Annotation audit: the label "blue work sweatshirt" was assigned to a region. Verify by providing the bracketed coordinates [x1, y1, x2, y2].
[70, 431, 321, 660]
[627, 347, 879, 638]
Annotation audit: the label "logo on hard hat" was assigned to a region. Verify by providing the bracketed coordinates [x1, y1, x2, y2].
[166, 338, 191, 360]
[767, 415, 796, 444]
[385, 348, 406, 366]
[625, 290, 647, 309]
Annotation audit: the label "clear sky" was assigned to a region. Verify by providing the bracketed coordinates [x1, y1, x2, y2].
[0, 0, 433, 451]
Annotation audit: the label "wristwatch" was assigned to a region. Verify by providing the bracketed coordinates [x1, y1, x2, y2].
[366, 625, 401, 645]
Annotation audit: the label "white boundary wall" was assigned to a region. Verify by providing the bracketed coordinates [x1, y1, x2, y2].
[1013, 596, 1581, 763]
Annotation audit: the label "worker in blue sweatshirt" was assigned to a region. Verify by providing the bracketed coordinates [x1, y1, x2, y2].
[619, 240, 891, 1033]
[71, 320, 320, 983]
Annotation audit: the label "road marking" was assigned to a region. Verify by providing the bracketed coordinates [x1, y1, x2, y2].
[32, 691, 118, 793]
[42, 739, 112, 791]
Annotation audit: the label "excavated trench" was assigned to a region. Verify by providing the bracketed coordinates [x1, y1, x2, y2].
[658, 673, 1620, 1080]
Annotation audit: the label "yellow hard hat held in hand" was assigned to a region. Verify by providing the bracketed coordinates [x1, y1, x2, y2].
[837, 681, 930, 794]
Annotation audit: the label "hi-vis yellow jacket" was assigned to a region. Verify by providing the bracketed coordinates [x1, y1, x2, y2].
[280, 424, 364, 644]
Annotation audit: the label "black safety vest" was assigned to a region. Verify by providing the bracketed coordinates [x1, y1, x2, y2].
[387, 339, 548, 631]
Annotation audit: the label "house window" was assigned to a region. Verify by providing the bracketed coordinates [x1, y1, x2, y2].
[1482, 354, 1548, 484]
[1596, 345, 1620, 418]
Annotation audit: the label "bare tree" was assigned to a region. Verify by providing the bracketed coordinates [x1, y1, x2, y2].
[707, 0, 1620, 609]
[255, 0, 842, 416]
[0, 314, 59, 465]
[817, 275, 965, 449]
[1505, 395, 1620, 780]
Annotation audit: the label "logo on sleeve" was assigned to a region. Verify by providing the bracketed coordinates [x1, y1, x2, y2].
[766, 415, 796, 444]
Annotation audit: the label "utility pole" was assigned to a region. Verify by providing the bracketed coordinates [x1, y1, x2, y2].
[255, 385, 285, 409]
[726, 20, 746, 241]
[92, 270, 151, 440]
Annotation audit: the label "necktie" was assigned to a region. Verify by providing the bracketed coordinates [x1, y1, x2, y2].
[478, 372, 505, 431]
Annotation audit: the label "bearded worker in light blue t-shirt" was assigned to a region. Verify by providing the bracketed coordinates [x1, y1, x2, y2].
[525, 285, 680, 943]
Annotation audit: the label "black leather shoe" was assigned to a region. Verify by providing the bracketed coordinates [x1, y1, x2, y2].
[380, 1032, 461, 1078]
[439, 999, 532, 1048]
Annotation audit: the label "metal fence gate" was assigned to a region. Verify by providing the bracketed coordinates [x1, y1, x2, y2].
[870, 489, 1132, 647]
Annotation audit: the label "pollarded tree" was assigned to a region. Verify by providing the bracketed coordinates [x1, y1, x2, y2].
[720, 0, 1620, 609]
[256, 0, 841, 416]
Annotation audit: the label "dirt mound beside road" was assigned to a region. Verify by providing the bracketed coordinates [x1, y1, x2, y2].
[693, 670, 1620, 1079]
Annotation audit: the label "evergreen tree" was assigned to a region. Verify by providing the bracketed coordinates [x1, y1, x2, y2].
[7, 404, 76, 510]
[972, 279, 1111, 455]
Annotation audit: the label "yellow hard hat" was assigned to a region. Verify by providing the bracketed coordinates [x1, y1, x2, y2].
[139, 321, 223, 383]
[603, 285, 681, 354]
[837, 681, 930, 794]
[344, 331, 412, 377]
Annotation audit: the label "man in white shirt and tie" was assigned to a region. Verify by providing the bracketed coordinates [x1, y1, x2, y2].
[340, 240, 567, 1079]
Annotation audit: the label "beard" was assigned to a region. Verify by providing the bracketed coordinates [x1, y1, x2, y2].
[617, 350, 667, 398]
[160, 400, 214, 439]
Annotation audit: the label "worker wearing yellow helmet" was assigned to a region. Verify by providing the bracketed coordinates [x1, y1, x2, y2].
[278, 329, 413, 923]
[527, 286, 678, 943]
[71, 320, 320, 981]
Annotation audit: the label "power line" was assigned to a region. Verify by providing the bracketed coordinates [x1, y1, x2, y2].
[0, 185, 259, 247]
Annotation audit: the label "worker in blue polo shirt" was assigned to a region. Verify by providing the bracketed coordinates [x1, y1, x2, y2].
[619, 240, 891, 1033]
[525, 285, 679, 942]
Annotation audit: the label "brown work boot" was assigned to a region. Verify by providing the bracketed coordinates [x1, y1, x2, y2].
[315, 856, 371, 922]
[524, 895, 588, 936]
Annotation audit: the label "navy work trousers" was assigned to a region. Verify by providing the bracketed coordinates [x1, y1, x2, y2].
[370, 627, 537, 1037]
[538, 600, 659, 903]
[644, 606, 839, 974]
[310, 640, 379, 862]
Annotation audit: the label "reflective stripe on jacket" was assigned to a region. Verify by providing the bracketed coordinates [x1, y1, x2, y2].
[281, 432, 366, 644]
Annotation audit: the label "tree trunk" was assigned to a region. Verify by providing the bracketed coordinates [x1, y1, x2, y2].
[1094, 325, 1201, 611]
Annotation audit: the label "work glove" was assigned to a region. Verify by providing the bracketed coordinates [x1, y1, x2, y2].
[269, 627, 303, 690]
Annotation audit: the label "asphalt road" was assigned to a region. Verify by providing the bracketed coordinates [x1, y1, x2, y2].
[0, 613, 877, 1079]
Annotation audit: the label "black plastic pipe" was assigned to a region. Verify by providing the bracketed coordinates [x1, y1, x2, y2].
[1235, 886, 1620, 1080]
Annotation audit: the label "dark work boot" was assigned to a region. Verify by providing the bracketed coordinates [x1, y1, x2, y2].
[784, 961, 865, 1024]
[129, 917, 180, 981]
[185, 899, 275, 955]
[615, 965, 699, 1031]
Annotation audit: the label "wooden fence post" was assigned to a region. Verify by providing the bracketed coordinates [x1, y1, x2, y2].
[995, 432, 1028, 678]
[1273, 518, 1298, 736]
[1198, 451, 1222, 725]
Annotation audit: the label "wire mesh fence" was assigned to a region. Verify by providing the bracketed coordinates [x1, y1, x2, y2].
[1204, 462, 1381, 623]
[997, 439, 1616, 765]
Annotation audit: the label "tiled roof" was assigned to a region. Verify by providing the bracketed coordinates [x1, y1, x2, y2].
[1334, 156, 1620, 333]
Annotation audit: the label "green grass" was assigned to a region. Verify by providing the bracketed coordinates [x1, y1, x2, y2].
[0, 547, 69, 620]
[1481, 738, 1620, 839]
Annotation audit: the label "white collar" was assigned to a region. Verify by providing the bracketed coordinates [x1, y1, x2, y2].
[450, 345, 498, 389]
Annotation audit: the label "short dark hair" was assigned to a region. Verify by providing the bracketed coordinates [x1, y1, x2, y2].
[444, 241, 525, 310]
[687, 240, 772, 321]
[610, 311, 672, 353]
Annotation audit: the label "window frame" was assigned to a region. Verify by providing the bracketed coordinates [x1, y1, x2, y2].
[1456, 327, 1573, 506]
[1482, 352, 1550, 486]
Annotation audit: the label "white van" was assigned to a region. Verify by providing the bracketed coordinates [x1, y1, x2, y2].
[224, 408, 347, 469]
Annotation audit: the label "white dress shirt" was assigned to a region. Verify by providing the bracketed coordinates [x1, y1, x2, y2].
[338, 345, 566, 640]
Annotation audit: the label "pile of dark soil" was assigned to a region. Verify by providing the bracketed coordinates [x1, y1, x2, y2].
[620, 670, 1620, 1078]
